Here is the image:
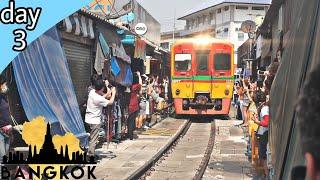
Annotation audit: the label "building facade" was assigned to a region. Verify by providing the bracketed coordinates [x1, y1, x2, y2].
[178, 0, 271, 65]
[160, 30, 185, 51]
[129, 0, 161, 45]
[85, 0, 161, 46]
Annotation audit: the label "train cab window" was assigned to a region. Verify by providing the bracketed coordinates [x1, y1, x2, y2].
[196, 51, 209, 72]
[214, 53, 231, 70]
[175, 54, 192, 71]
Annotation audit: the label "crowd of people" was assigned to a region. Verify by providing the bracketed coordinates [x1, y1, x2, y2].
[84, 72, 170, 157]
[1, 58, 320, 179]
[233, 62, 278, 178]
[0, 69, 171, 160]
[232, 58, 320, 178]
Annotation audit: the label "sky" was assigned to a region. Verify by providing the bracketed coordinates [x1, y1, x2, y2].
[136, 0, 206, 32]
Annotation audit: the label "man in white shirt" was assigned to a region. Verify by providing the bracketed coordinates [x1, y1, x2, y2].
[85, 79, 116, 156]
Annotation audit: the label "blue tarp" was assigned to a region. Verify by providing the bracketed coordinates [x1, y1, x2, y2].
[12, 27, 88, 146]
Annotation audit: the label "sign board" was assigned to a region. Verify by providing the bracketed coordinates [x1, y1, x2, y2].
[135, 23, 148, 35]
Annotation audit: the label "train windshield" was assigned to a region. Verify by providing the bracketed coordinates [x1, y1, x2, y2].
[175, 54, 192, 71]
[214, 53, 231, 70]
[196, 51, 209, 72]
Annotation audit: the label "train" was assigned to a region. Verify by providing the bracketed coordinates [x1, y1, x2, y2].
[170, 38, 234, 115]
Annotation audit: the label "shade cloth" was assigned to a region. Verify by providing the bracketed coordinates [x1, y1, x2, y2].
[97, 23, 131, 64]
[12, 27, 88, 146]
[269, 0, 320, 179]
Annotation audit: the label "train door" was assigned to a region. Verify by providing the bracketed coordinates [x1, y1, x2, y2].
[193, 50, 212, 94]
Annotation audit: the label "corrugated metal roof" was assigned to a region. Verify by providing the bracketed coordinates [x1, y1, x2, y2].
[179, 0, 272, 19]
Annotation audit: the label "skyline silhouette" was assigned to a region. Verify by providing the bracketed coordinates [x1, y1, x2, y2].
[2, 123, 96, 165]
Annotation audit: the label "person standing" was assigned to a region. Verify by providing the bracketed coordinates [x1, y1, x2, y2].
[0, 74, 13, 158]
[296, 63, 320, 180]
[128, 72, 142, 140]
[136, 75, 149, 130]
[241, 78, 250, 127]
[85, 79, 116, 157]
[163, 77, 169, 101]
[253, 92, 269, 178]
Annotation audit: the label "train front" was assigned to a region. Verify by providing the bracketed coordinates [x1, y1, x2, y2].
[171, 38, 234, 116]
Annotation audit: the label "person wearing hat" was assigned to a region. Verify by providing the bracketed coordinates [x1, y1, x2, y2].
[0, 74, 13, 158]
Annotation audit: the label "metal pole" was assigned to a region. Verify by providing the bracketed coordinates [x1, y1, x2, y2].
[173, 9, 176, 44]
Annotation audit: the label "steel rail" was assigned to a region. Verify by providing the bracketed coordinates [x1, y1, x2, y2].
[193, 120, 216, 180]
[125, 119, 192, 180]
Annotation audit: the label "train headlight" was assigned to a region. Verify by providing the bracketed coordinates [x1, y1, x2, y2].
[224, 89, 230, 96]
[183, 100, 188, 105]
[176, 89, 181, 95]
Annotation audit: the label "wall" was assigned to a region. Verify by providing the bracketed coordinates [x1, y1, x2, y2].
[130, 0, 161, 45]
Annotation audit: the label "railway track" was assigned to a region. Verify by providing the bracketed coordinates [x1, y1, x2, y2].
[126, 119, 216, 180]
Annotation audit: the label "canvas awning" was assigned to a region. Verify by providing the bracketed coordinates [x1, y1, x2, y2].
[12, 27, 88, 146]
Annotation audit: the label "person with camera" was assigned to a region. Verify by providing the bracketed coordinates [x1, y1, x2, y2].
[85, 79, 116, 157]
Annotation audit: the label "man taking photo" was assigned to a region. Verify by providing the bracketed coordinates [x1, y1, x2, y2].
[85, 79, 116, 157]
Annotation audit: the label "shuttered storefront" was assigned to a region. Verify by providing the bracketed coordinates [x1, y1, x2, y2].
[61, 35, 93, 105]
[59, 13, 96, 106]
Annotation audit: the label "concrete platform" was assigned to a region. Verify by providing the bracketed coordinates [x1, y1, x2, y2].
[202, 119, 254, 180]
[91, 118, 187, 180]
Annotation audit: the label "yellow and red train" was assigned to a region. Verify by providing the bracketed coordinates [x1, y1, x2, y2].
[171, 38, 234, 115]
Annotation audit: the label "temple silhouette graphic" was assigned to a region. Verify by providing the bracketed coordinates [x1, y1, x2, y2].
[2, 123, 96, 165]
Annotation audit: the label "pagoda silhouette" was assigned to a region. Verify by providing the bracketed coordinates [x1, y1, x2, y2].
[2, 123, 96, 165]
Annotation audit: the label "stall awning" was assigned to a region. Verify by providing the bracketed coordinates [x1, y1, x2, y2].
[12, 27, 88, 146]
[61, 13, 95, 39]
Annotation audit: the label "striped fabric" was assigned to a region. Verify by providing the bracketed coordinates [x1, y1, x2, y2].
[62, 13, 95, 39]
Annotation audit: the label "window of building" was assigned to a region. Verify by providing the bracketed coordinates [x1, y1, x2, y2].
[224, 6, 229, 11]
[238, 33, 245, 41]
[252, 6, 264, 10]
[217, 8, 221, 13]
[197, 17, 201, 26]
[236, 6, 248, 10]
[186, 20, 190, 30]
[203, 15, 206, 24]
[209, 13, 213, 24]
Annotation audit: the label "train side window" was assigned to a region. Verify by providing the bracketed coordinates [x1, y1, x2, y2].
[175, 54, 192, 71]
[196, 51, 209, 72]
[214, 53, 231, 70]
